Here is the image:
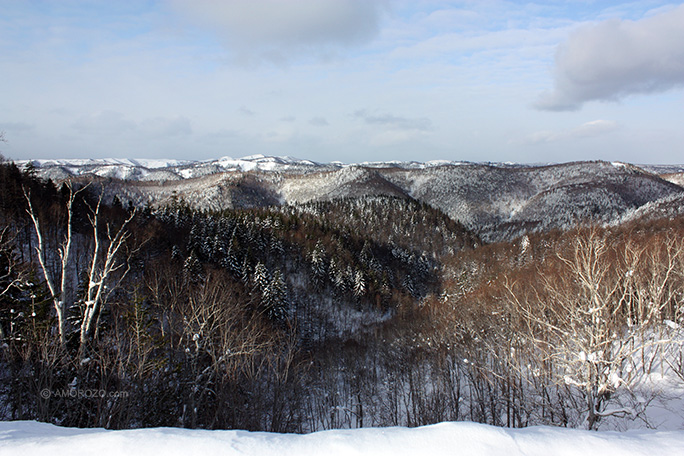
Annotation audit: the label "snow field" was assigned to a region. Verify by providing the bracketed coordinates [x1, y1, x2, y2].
[1, 420, 684, 456]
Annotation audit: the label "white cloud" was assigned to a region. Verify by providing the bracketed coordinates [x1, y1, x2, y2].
[309, 117, 329, 127]
[239, 106, 256, 116]
[353, 109, 433, 132]
[536, 5, 684, 111]
[520, 120, 619, 145]
[351, 109, 434, 148]
[169, 0, 387, 63]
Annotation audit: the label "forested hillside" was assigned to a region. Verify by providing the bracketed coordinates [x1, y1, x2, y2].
[1, 159, 683, 432]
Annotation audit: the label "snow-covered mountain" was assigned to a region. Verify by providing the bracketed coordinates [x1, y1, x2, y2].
[19, 155, 500, 181]
[20, 156, 684, 242]
[20, 155, 333, 181]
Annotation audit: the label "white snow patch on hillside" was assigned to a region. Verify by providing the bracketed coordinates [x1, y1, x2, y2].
[1, 420, 683, 456]
[19, 158, 194, 169]
[218, 156, 258, 172]
[130, 159, 195, 169]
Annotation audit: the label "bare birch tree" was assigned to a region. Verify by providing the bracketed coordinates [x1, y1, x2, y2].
[79, 192, 135, 348]
[24, 182, 135, 350]
[24, 182, 84, 346]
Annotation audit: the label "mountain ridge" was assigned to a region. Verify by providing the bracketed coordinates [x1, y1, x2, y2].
[17, 156, 684, 242]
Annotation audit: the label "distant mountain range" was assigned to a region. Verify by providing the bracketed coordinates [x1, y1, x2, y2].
[19, 155, 496, 181]
[20, 156, 684, 242]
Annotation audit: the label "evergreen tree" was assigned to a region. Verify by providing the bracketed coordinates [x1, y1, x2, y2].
[252, 262, 269, 292]
[309, 241, 328, 289]
[183, 252, 203, 283]
[264, 269, 288, 321]
[353, 269, 366, 298]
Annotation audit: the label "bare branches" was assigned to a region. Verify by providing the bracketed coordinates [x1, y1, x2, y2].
[23, 187, 57, 301]
[80, 193, 136, 347]
[24, 181, 134, 350]
[23, 182, 87, 346]
[500, 227, 684, 429]
[179, 272, 275, 379]
[0, 226, 25, 299]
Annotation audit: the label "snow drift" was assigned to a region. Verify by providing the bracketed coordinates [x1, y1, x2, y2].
[1, 420, 684, 456]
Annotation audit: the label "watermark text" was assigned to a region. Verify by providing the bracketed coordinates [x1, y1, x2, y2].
[40, 388, 129, 400]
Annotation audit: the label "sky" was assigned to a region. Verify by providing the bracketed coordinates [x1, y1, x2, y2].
[1, 1, 683, 164]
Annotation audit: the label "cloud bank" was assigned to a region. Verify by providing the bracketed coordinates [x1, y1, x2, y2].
[170, 0, 386, 62]
[536, 5, 684, 111]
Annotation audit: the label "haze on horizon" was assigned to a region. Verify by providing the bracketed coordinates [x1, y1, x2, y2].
[1, 1, 683, 165]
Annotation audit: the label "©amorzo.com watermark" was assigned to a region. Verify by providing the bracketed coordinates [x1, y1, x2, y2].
[40, 388, 129, 400]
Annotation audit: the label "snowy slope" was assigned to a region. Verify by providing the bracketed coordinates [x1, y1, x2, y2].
[660, 173, 684, 187]
[2, 420, 684, 456]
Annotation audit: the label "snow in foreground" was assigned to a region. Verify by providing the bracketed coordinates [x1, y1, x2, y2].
[1, 421, 684, 456]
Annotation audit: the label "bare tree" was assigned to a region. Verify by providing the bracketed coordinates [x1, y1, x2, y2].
[79, 192, 135, 348]
[173, 270, 276, 427]
[24, 182, 134, 350]
[503, 228, 684, 429]
[24, 182, 85, 346]
[0, 227, 25, 299]
[0, 226, 27, 341]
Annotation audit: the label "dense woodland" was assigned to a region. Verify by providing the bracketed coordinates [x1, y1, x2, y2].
[1, 160, 683, 431]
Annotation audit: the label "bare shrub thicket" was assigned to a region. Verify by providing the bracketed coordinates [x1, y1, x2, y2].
[143, 263, 296, 430]
[429, 224, 684, 430]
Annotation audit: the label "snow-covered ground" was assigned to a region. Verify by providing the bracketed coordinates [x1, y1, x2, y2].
[1, 420, 683, 456]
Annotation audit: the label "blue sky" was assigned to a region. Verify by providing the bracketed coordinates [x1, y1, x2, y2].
[1, 1, 683, 164]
